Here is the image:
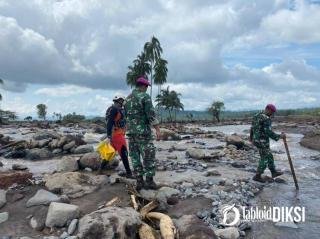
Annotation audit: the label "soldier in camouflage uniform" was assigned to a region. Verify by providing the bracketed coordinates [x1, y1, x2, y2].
[124, 76, 161, 190]
[250, 104, 285, 183]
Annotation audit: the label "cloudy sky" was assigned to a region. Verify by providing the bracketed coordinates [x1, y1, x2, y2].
[0, 0, 320, 118]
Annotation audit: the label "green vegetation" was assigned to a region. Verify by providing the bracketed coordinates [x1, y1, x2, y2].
[36, 104, 47, 120]
[208, 101, 225, 122]
[62, 112, 85, 123]
[24, 116, 33, 121]
[126, 36, 168, 98]
[156, 86, 184, 122]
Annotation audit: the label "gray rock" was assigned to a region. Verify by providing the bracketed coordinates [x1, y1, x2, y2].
[0, 190, 6, 209]
[231, 162, 246, 168]
[186, 148, 206, 159]
[79, 152, 101, 170]
[29, 206, 47, 231]
[67, 219, 78, 235]
[26, 148, 53, 160]
[60, 232, 69, 239]
[160, 128, 181, 140]
[0, 161, 3, 167]
[77, 207, 141, 239]
[74, 145, 94, 154]
[63, 141, 76, 151]
[57, 156, 79, 172]
[205, 169, 221, 177]
[52, 148, 62, 155]
[12, 164, 28, 171]
[275, 222, 299, 229]
[215, 227, 240, 239]
[26, 189, 60, 207]
[226, 135, 245, 149]
[45, 202, 80, 228]
[0, 212, 9, 224]
[38, 139, 51, 148]
[43, 237, 59, 239]
[33, 132, 58, 141]
[174, 215, 217, 239]
[57, 136, 69, 148]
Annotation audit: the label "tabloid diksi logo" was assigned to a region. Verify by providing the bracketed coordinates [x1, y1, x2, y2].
[221, 204, 305, 226]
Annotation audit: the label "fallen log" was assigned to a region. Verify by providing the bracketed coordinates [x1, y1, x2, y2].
[140, 200, 159, 219]
[147, 212, 176, 239]
[130, 194, 139, 211]
[139, 223, 157, 239]
[0, 140, 25, 150]
[105, 197, 120, 207]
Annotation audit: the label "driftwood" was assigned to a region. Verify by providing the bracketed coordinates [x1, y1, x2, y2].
[105, 197, 121, 207]
[130, 194, 139, 211]
[0, 140, 25, 150]
[147, 212, 176, 239]
[140, 200, 159, 219]
[139, 223, 157, 239]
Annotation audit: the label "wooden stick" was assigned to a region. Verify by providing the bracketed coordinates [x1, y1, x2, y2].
[130, 194, 139, 211]
[147, 212, 176, 239]
[105, 197, 120, 207]
[140, 200, 159, 219]
[283, 138, 299, 190]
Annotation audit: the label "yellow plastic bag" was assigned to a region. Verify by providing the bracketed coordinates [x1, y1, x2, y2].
[97, 141, 116, 161]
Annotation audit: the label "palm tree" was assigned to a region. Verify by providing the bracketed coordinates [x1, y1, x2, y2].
[154, 58, 168, 96]
[126, 52, 151, 87]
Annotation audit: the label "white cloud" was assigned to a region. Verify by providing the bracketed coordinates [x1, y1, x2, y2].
[35, 85, 93, 97]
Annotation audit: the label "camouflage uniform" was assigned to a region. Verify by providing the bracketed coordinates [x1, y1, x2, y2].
[251, 111, 280, 174]
[124, 88, 159, 177]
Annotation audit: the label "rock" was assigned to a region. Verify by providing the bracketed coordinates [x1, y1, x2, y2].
[79, 152, 101, 170]
[93, 125, 106, 134]
[45, 202, 80, 228]
[226, 135, 245, 149]
[205, 169, 221, 177]
[300, 132, 320, 151]
[12, 164, 28, 171]
[274, 178, 287, 184]
[45, 172, 107, 198]
[60, 232, 69, 239]
[74, 145, 94, 154]
[0, 171, 33, 189]
[77, 207, 141, 239]
[11, 193, 24, 202]
[26, 148, 53, 160]
[275, 222, 299, 229]
[0, 161, 3, 167]
[63, 141, 76, 151]
[38, 139, 51, 148]
[156, 187, 180, 210]
[215, 227, 240, 239]
[57, 136, 69, 148]
[0, 212, 9, 224]
[186, 148, 205, 159]
[172, 144, 188, 151]
[231, 162, 246, 168]
[30, 206, 47, 231]
[67, 219, 78, 235]
[160, 128, 181, 140]
[33, 132, 58, 141]
[174, 215, 217, 239]
[52, 148, 62, 155]
[26, 189, 60, 207]
[0, 190, 6, 209]
[57, 156, 79, 172]
[167, 155, 178, 160]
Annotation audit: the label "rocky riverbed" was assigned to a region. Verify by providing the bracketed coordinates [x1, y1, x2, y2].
[0, 120, 319, 239]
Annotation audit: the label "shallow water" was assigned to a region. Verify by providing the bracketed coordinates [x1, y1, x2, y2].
[203, 124, 320, 239]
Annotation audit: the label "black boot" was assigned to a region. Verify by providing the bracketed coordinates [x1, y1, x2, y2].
[252, 173, 266, 183]
[145, 176, 158, 190]
[271, 170, 283, 178]
[136, 176, 145, 191]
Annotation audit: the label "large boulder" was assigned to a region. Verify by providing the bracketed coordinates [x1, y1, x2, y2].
[0, 212, 9, 224]
[30, 206, 47, 231]
[57, 156, 79, 172]
[77, 207, 142, 239]
[215, 227, 240, 239]
[160, 128, 181, 141]
[63, 141, 76, 151]
[45, 202, 80, 228]
[226, 135, 245, 150]
[26, 189, 60, 207]
[44, 172, 108, 198]
[33, 132, 59, 141]
[26, 148, 53, 160]
[0, 171, 33, 189]
[300, 131, 320, 151]
[174, 215, 217, 239]
[0, 190, 6, 209]
[74, 145, 94, 154]
[79, 152, 101, 170]
[186, 148, 206, 160]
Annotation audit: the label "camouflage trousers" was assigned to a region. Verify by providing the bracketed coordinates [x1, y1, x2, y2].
[257, 147, 276, 174]
[128, 136, 156, 177]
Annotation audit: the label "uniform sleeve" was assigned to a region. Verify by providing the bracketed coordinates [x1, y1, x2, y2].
[106, 107, 118, 138]
[143, 94, 159, 126]
[263, 118, 280, 141]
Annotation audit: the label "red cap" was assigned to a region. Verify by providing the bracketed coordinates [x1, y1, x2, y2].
[136, 77, 151, 86]
[266, 104, 277, 113]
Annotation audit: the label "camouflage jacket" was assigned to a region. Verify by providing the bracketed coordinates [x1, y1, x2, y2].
[250, 111, 280, 148]
[124, 88, 159, 137]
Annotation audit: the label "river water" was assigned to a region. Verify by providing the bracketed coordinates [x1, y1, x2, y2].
[202, 124, 320, 239]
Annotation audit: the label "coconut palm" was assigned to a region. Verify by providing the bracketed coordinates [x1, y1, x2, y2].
[126, 52, 151, 87]
[154, 58, 168, 95]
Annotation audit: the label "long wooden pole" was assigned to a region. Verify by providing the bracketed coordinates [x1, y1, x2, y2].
[283, 137, 299, 190]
